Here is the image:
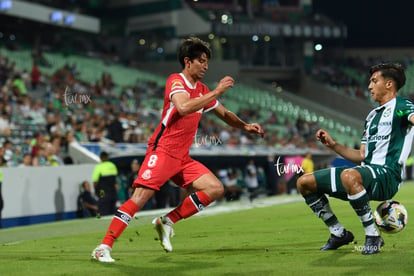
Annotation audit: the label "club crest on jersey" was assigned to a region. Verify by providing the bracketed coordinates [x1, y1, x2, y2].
[383, 107, 392, 117]
[141, 169, 152, 180]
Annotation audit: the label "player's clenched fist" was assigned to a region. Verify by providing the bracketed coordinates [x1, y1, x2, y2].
[316, 129, 336, 148]
[245, 123, 264, 138]
[215, 76, 234, 95]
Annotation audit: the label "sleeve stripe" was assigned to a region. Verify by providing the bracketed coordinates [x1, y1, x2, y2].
[169, 90, 189, 100]
[203, 100, 219, 113]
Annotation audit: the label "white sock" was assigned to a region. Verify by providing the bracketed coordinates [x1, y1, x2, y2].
[162, 216, 174, 226]
[365, 224, 379, 236]
[100, 244, 112, 251]
[360, 209, 379, 236]
[329, 222, 345, 237]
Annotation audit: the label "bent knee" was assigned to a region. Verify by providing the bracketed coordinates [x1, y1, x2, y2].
[340, 169, 362, 190]
[296, 173, 317, 194]
[193, 173, 225, 200]
[340, 169, 360, 181]
[197, 181, 224, 200]
[210, 182, 224, 198]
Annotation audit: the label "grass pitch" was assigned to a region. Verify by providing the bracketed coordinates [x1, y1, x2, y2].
[1, 182, 414, 275]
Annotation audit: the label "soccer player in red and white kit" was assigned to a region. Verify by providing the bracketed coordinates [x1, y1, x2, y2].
[92, 37, 264, 262]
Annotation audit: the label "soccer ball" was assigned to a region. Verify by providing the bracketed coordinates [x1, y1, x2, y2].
[374, 200, 408, 234]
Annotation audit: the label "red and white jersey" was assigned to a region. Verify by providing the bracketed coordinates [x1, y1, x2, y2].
[147, 73, 219, 159]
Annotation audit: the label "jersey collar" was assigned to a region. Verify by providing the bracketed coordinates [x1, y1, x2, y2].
[179, 73, 197, 89]
[375, 97, 396, 112]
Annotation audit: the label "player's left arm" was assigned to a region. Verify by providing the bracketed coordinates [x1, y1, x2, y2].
[212, 103, 264, 137]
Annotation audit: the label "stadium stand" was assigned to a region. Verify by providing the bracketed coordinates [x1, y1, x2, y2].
[0, 44, 362, 165]
[311, 56, 414, 101]
[0, 0, 380, 223]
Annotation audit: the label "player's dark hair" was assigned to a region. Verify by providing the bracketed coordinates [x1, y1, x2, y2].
[178, 37, 211, 68]
[369, 62, 406, 91]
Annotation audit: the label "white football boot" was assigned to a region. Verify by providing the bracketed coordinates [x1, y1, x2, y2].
[152, 217, 175, 252]
[91, 244, 115, 263]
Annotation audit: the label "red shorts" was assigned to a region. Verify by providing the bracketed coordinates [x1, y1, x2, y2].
[132, 151, 211, 191]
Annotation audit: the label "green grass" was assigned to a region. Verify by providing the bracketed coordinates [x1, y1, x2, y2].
[1, 182, 414, 275]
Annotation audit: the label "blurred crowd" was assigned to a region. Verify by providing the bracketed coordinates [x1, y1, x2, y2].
[0, 47, 332, 221]
[0, 48, 324, 169]
[310, 56, 414, 101]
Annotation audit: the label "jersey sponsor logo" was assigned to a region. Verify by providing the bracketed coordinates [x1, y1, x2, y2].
[368, 134, 390, 141]
[379, 121, 392, 126]
[141, 169, 152, 180]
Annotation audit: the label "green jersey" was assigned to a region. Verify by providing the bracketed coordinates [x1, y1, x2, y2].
[361, 97, 414, 177]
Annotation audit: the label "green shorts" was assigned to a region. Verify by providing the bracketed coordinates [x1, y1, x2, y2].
[313, 164, 401, 201]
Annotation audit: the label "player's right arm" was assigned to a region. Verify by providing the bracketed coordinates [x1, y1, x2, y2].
[316, 129, 364, 164]
[172, 76, 234, 116]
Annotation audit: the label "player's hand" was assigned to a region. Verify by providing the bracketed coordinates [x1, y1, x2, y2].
[245, 123, 264, 138]
[214, 76, 234, 96]
[316, 129, 336, 148]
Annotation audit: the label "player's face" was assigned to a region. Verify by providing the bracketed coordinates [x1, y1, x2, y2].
[368, 71, 390, 104]
[187, 53, 209, 80]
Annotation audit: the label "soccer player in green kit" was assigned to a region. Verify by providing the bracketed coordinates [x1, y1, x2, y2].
[297, 62, 414, 254]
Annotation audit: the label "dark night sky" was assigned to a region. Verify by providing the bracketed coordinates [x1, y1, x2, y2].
[312, 0, 414, 48]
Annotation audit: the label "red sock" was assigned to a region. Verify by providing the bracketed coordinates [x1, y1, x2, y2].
[166, 191, 213, 223]
[102, 199, 139, 248]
